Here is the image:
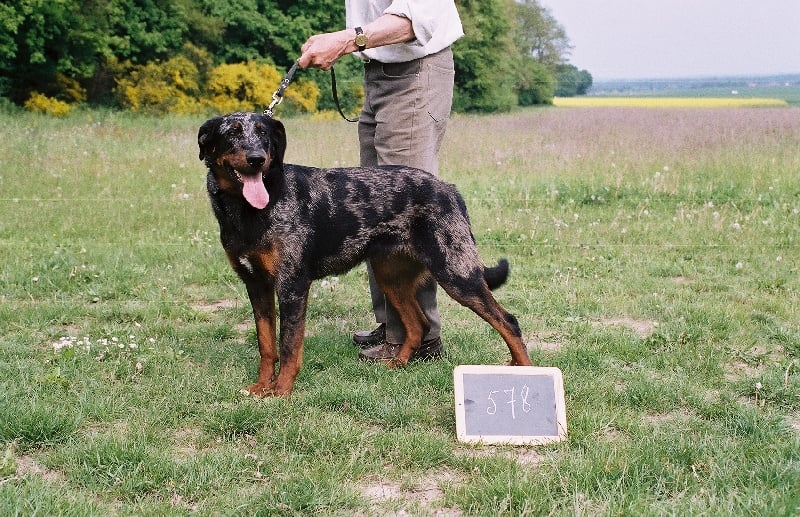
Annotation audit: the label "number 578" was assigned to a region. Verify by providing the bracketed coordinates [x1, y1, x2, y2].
[486, 385, 533, 420]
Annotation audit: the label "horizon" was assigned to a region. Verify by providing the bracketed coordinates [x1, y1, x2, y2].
[590, 71, 800, 83]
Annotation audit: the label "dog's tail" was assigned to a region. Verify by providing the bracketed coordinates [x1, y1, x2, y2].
[484, 258, 510, 290]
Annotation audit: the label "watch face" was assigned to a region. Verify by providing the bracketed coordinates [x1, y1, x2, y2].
[355, 34, 368, 48]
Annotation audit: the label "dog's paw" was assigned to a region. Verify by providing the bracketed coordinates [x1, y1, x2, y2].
[383, 357, 408, 369]
[271, 384, 293, 397]
[243, 382, 275, 398]
[242, 381, 293, 398]
[505, 358, 534, 366]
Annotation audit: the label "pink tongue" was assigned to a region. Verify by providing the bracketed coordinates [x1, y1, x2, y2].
[241, 175, 269, 209]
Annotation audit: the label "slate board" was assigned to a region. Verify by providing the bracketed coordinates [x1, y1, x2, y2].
[454, 365, 567, 445]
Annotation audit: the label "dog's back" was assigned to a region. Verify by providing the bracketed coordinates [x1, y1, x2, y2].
[265, 163, 481, 282]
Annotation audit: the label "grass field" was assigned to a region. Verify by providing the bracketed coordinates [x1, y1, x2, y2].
[1, 105, 799, 515]
[588, 77, 800, 107]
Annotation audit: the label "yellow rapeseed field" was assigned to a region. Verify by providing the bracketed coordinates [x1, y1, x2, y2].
[553, 96, 788, 108]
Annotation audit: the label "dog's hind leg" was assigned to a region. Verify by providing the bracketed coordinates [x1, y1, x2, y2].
[438, 273, 533, 367]
[369, 256, 430, 367]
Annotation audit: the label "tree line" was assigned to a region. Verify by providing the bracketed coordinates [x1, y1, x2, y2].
[0, 0, 592, 116]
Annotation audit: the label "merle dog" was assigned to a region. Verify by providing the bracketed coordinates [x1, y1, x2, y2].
[198, 112, 532, 396]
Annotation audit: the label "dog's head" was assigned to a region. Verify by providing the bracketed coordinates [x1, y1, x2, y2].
[198, 112, 287, 209]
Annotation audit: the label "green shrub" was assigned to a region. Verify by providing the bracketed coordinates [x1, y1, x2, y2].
[56, 73, 87, 103]
[516, 56, 555, 106]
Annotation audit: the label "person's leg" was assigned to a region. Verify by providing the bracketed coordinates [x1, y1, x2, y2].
[356, 76, 389, 343]
[358, 49, 455, 346]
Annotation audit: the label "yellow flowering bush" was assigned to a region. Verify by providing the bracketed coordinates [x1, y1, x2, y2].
[24, 92, 72, 117]
[283, 78, 321, 115]
[116, 55, 204, 114]
[204, 61, 320, 115]
[204, 62, 278, 113]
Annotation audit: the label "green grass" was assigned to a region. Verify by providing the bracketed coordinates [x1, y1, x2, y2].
[1, 106, 799, 515]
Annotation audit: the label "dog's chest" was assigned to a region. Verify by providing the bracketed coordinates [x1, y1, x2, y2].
[210, 196, 272, 248]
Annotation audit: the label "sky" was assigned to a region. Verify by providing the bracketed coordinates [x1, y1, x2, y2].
[538, 0, 800, 79]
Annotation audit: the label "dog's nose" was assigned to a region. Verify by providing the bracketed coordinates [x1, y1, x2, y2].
[246, 154, 266, 168]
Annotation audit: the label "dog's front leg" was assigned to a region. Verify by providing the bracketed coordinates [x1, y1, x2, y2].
[241, 277, 279, 397]
[272, 282, 311, 397]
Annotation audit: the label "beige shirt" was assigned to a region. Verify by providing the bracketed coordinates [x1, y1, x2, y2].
[345, 0, 463, 63]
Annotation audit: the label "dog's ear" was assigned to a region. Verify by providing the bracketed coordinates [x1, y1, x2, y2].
[198, 117, 222, 161]
[266, 117, 287, 167]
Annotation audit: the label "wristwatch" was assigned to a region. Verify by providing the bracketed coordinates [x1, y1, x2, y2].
[354, 27, 368, 52]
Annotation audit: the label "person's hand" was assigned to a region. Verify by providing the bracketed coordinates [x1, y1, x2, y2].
[298, 30, 353, 70]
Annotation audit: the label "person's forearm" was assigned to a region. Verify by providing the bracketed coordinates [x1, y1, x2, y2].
[362, 14, 415, 48]
[298, 14, 414, 70]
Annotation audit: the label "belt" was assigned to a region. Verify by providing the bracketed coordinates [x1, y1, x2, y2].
[363, 47, 452, 76]
[364, 57, 423, 76]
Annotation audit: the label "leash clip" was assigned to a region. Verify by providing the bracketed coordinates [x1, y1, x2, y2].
[264, 61, 299, 118]
[264, 91, 284, 118]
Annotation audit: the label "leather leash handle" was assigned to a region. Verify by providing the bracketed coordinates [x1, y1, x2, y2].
[331, 66, 359, 123]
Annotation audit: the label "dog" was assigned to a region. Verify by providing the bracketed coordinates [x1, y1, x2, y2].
[198, 112, 532, 396]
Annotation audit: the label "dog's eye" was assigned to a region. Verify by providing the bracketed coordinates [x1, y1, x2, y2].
[255, 124, 267, 136]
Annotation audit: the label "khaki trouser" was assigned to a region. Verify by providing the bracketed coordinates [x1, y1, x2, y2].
[358, 47, 455, 344]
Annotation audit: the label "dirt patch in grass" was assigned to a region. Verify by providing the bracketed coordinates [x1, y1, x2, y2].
[527, 330, 563, 351]
[724, 361, 763, 382]
[56, 324, 85, 338]
[455, 446, 543, 466]
[788, 415, 800, 434]
[193, 299, 251, 335]
[171, 427, 205, 459]
[592, 318, 658, 339]
[16, 455, 64, 483]
[193, 299, 240, 312]
[359, 470, 462, 516]
[724, 345, 787, 382]
[358, 452, 540, 515]
[643, 409, 695, 427]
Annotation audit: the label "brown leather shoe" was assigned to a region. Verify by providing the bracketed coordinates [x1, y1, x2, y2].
[358, 337, 445, 363]
[352, 323, 386, 348]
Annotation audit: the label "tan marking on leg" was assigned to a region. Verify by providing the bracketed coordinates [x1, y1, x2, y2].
[370, 256, 430, 367]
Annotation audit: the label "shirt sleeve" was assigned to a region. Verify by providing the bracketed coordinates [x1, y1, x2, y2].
[383, 0, 463, 50]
